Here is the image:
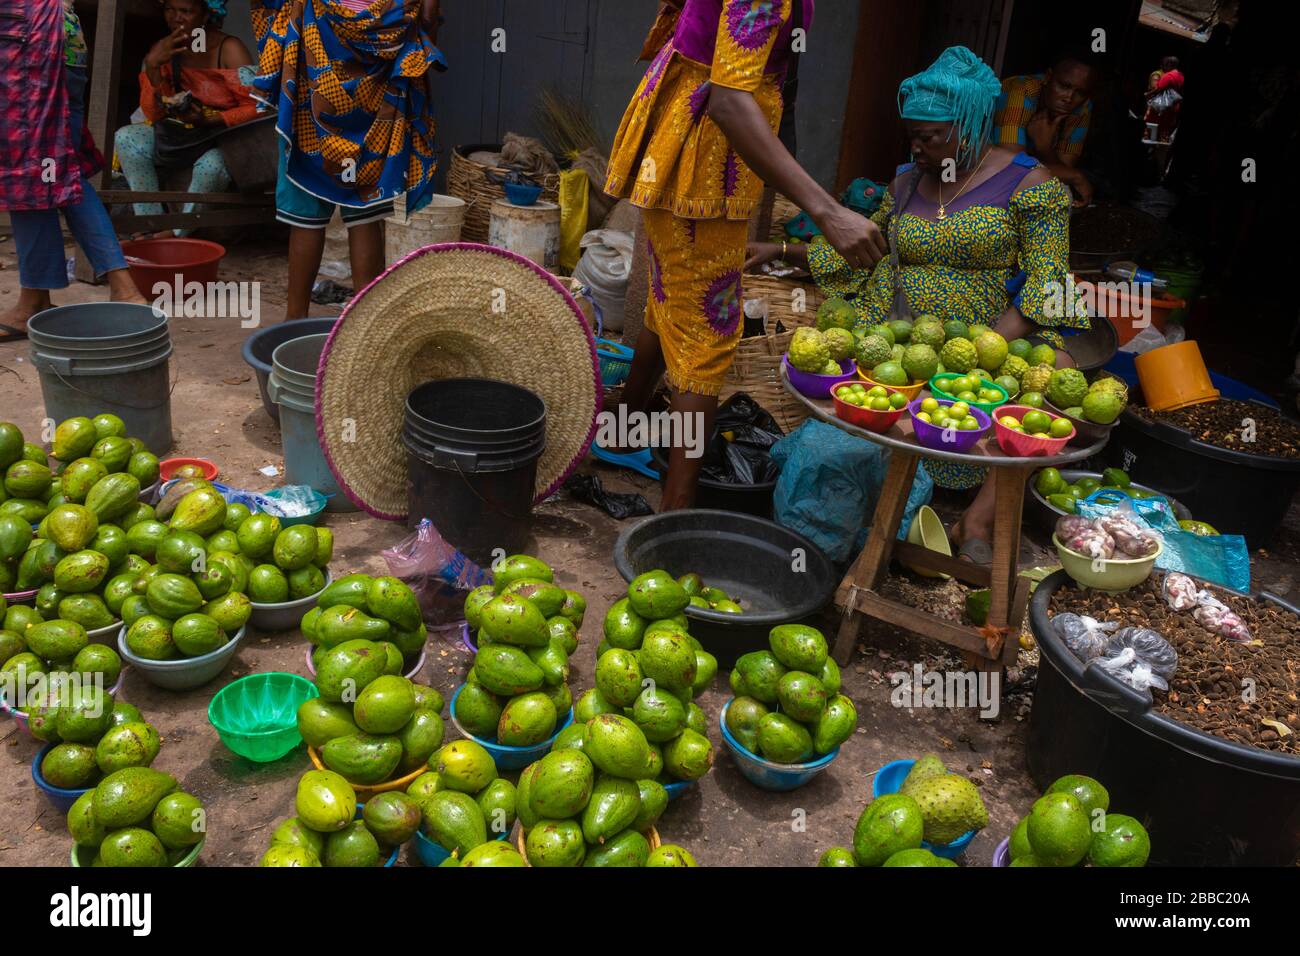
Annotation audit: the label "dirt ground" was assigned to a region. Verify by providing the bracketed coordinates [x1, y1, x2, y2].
[2, 233, 1298, 868]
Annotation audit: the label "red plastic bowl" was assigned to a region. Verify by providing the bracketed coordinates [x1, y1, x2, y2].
[783, 355, 858, 399]
[831, 383, 906, 433]
[159, 457, 219, 481]
[993, 404, 1075, 457]
[907, 397, 992, 453]
[120, 238, 225, 300]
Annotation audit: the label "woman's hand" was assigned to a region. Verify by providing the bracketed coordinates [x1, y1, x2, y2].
[744, 242, 782, 271]
[817, 206, 886, 272]
[145, 26, 190, 69]
[992, 307, 1033, 341]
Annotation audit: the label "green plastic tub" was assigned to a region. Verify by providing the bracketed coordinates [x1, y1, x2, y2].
[208, 672, 319, 762]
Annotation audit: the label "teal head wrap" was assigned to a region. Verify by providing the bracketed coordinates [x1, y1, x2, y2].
[898, 46, 1002, 168]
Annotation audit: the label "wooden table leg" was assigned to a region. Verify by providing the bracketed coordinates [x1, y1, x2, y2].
[987, 466, 1030, 630]
[830, 450, 920, 665]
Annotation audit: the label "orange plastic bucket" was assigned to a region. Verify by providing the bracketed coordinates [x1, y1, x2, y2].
[1134, 340, 1220, 411]
[1078, 281, 1184, 346]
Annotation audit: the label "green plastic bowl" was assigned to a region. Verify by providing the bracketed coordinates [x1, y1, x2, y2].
[928, 372, 1010, 416]
[71, 837, 205, 867]
[208, 672, 319, 762]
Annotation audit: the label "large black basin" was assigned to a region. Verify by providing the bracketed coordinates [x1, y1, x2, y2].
[1028, 570, 1300, 865]
[241, 318, 339, 423]
[613, 509, 836, 667]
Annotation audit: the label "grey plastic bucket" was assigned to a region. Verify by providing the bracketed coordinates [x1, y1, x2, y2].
[268, 334, 356, 512]
[26, 303, 174, 454]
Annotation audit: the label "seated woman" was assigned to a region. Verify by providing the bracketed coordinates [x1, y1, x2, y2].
[114, 0, 257, 237]
[748, 46, 1087, 563]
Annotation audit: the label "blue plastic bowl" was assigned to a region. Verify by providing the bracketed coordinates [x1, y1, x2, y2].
[449, 684, 573, 771]
[503, 182, 542, 206]
[663, 779, 695, 801]
[353, 805, 402, 867]
[718, 700, 838, 792]
[32, 743, 92, 813]
[412, 826, 509, 866]
[871, 758, 976, 858]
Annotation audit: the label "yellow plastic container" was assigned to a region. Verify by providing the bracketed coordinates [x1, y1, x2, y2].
[1053, 534, 1163, 593]
[1135, 340, 1219, 412]
[857, 368, 924, 402]
[904, 505, 952, 579]
[307, 746, 426, 799]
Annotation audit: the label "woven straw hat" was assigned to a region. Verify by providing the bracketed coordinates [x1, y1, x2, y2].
[315, 243, 602, 519]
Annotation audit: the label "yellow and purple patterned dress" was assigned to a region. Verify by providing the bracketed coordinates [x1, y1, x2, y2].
[605, 0, 810, 396]
[807, 154, 1081, 488]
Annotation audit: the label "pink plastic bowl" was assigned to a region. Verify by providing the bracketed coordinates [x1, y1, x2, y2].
[992, 404, 1075, 457]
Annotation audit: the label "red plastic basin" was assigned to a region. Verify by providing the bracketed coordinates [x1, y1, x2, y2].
[120, 238, 225, 300]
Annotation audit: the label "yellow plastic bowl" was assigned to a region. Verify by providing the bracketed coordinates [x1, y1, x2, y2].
[904, 505, 951, 579]
[1052, 534, 1163, 593]
[307, 746, 426, 799]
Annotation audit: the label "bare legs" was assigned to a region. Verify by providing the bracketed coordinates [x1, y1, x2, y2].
[285, 222, 385, 321]
[2, 267, 145, 333]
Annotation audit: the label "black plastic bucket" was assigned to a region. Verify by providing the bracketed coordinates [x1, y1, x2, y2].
[402, 379, 546, 568]
[612, 509, 836, 667]
[1104, 406, 1300, 549]
[648, 446, 777, 518]
[1028, 570, 1300, 865]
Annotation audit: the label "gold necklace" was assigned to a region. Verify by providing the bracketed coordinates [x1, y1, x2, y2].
[936, 149, 990, 220]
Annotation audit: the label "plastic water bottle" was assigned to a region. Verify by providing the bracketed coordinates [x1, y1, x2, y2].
[1105, 260, 1167, 291]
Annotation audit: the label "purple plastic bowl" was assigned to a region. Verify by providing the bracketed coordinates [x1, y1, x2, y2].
[993, 837, 1010, 867]
[783, 355, 857, 399]
[460, 622, 477, 655]
[907, 397, 992, 453]
[304, 644, 427, 681]
[3, 589, 38, 603]
[4, 668, 128, 737]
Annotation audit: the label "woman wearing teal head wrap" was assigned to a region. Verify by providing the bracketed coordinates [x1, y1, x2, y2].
[750, 46, 1087, 562]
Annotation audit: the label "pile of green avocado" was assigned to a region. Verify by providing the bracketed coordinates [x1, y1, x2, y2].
[31, 680, 160, 791]
[67, 766, 206, 867]
[457, 555, 585, 747]
[262, 768, 426, 866]
[0, 415, 161, 599]
[0, 591, 124, 712]
[296, 582, 445, 787]
[512, 715, 698, 867]
[820, 755, 989, 867]
[579, 569, 717, 785]
[303, 571, 427, 672]
[1008, 773, 1150, 867]
[725, 625, 857, 764]
[411, 738, 523, 866]
[678, 572, 743, 614]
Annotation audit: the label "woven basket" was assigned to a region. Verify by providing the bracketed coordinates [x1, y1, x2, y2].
[449, 144, 561, 244]
[722, 274, 825, 433]
[770, 193, 802, 239]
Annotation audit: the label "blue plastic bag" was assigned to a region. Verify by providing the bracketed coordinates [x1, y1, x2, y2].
[1077, 491, 1251, 593]
[770, 420, 933, 564]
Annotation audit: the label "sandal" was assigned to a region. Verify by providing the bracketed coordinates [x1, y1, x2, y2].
[957, 537, 993, 567]
[589, 445, 660, 480]
[0, 323, 28, 343]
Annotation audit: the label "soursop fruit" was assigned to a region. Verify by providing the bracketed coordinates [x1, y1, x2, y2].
[1088, 375, 1129, 404]
[823, 327, 855, 362]
[1021, 364, 1054, 394]
[939, 337, 978, 374]
[908, 773, 989, 845]
[815, 297, 857, 332]
[910, 319, 946, 351]
[788, 327, 830, 373]
[898, 754, 947, 797]
[1046, 367, 1089, 409]
[856, 334, 893, 370]
[997, 355, 1030, 384]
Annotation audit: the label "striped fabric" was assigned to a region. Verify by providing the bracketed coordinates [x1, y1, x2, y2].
[992, 73, 1091, 159]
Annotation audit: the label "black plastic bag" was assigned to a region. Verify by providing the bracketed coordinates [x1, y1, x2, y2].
[699, 393, 783, 486]
[563, 473, 653, 519]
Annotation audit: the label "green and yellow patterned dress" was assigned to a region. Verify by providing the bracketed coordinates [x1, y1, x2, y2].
[808, 153, 1082, 488]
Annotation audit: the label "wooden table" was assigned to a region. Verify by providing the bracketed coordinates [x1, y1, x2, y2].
[782, 368, 1107, 668]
